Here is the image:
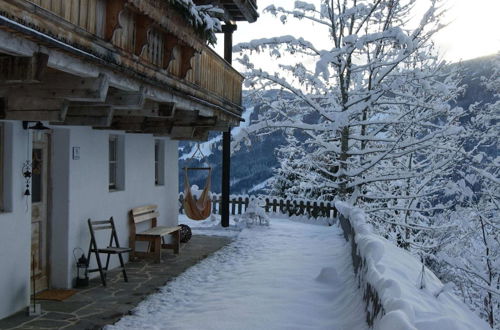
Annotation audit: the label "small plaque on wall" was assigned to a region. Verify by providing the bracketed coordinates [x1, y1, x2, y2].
[72, 147, 80, 160]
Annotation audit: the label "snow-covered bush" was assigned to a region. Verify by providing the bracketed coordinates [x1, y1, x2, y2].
[236, 197, 270, 228]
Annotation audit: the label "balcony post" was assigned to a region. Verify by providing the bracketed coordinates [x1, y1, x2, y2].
[221, 23, 237, 228]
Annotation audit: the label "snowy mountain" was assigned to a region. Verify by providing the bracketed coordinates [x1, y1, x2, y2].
[179, 55, 497, 195]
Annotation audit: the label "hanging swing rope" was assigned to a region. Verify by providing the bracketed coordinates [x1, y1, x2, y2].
[183, 143, 212, 220]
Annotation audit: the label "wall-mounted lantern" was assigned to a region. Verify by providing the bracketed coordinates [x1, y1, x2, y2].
[22, 121, 50, 130]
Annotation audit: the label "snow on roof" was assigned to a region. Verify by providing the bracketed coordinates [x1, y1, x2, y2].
[169, 0, 223, 44]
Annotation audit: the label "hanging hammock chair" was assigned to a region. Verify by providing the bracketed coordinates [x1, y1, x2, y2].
[183, 167, 212, 220]
[182, 144, 212, 220]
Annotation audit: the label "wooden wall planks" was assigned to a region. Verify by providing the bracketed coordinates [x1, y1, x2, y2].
[24, 0, 243, 106]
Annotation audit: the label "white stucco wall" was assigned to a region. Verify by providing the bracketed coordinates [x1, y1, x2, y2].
[0, 122, 32, 319]
[53, 126, 179, 288]
[0, 123, 179, 319]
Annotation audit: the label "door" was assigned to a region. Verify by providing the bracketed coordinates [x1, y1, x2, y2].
[31, 132, 50, 293]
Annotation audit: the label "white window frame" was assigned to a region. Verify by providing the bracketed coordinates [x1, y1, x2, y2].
[109, 135, 125, 191]
[154, 139, 165, 186]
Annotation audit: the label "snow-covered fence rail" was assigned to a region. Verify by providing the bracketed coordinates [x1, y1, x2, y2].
[337, 204, 384, 327]
[178, 193, 337, 219]
[335, 202, 490, 330]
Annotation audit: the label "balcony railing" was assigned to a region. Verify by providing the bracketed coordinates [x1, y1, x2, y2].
[20, 0, 243, 108]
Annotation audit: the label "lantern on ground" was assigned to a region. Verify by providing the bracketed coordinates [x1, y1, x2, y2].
[75, 254, 89, 288]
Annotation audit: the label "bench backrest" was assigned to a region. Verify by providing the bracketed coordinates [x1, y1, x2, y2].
[131, 204, 159, 229]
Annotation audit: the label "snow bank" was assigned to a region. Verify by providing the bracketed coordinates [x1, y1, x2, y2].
[335, 202, 489, 330]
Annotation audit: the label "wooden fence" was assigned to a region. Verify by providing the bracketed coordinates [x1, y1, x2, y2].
[178, 194, 338, 219]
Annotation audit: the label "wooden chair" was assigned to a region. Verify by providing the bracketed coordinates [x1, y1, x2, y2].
[87, 217, 132, 286]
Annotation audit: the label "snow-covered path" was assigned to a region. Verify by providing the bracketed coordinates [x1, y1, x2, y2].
[108, 219, 368, 330]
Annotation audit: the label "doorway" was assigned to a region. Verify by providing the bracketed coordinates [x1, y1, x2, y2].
[31, 132, 50, 293]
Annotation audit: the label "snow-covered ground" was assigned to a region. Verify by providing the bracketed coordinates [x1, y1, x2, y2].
[107, 216, 368, 330]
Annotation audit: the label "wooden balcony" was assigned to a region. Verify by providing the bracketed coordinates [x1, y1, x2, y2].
[0, 0, 246, 140]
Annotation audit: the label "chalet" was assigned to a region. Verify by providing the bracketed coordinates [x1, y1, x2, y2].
[0, 0, 257, 319]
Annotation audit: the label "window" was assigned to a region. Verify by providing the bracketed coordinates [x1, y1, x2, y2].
[154, 139, 165, 186]
[109, 135, 125, 191]
[109, 136, 117, 190]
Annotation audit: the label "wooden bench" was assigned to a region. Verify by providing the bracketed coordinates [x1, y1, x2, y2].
[130, 204, 181, 263]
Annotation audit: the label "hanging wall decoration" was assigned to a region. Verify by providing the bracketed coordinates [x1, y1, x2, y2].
[22, 160, 32, 196]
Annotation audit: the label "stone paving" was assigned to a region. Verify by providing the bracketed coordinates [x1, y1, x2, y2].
[0, 235, 232, 330]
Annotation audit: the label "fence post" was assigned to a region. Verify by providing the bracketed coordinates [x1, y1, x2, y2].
[244, 197, 249, 212]
[285, 199, 291, 216]
[306, 201, 311, 217]
[237, 197, 243, 214]
[279, 199, 285, 214]
[231, 197, 236, 215]
[298, 201, 305, 215]
[212, 195, 218, 214]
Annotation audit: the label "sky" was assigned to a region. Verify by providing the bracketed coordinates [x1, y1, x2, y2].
[216, 0, 500, 63]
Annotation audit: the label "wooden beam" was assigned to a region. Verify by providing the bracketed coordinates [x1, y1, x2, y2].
[107, 116, 172, 133]
[113, 99, 158, 117]
[3, 96, 68, 117]
[4, 73, 109, 102]
[63, 105, 114, 127]
[0, 95, 68, 121]
[173, 116, 217, 127]
[104, 86, 145, 110]
[0, 53, 49, 83]
[158, 102, 176, 118]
